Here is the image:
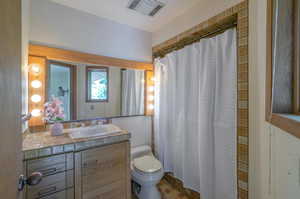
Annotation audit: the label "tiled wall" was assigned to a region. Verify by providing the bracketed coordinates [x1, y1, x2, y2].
[152, 1, 249, 198]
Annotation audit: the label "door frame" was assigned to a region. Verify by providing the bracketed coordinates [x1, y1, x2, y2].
[46, 60, 77, 120]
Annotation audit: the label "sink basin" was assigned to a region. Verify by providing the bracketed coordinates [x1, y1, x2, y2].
[69, 124, 122, 139]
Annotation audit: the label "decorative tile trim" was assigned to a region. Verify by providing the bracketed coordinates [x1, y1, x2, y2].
[23, 134, 130, 160]
[238, 180, 248, 191]
[153, 1, 249, 199]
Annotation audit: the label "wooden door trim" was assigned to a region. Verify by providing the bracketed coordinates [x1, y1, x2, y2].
[0, 0, 22, 198]
[29, 44, 153, 71]
[266, 0, 273, 122]
[266, 0, 300, 139]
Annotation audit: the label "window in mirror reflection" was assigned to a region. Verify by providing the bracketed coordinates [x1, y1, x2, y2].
[86, 66, 109, 102]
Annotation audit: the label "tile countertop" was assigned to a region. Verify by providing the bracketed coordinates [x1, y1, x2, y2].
[22, 129, 131, 160]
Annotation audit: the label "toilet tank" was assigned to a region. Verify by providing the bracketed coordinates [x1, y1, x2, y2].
[111, 116, 152, 147]
[131, 145, 152, 159]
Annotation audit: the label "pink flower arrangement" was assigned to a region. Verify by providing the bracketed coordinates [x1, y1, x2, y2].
[44, 96, 65, 122]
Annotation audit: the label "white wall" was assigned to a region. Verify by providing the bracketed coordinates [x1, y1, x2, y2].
[152, 0, 243, 46]
[111, 116, 152, 148]
[30, 0, 152, 62]
[249, 0, 300, 199]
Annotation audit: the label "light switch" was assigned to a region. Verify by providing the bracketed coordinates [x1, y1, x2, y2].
[90, 105, 95, 110]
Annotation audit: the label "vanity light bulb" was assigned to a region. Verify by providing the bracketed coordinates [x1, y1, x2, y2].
[151, 77, 156, 81]
[148, 86, 154, 92]
[148, 104, 154, 110]
[148, 95, 154, 101]
[31, 64, 40, 74]
[31, 80, 42, 88]
[31, 94, 42, 103]
[141, 79, 145, 83]
[31, 109, 41, 117]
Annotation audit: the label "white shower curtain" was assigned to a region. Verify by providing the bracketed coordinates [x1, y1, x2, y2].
[121, 69, 145, 116]
[154, 28, 237, 199]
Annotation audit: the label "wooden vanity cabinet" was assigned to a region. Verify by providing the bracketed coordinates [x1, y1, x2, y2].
[74, 141, 131, 199]
[24, 141, 131, 199]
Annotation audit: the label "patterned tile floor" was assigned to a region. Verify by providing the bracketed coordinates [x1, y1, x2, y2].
[132, 178, 189, 199]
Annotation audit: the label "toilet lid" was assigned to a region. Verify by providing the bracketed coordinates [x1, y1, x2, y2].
[133, 155, 162, 173]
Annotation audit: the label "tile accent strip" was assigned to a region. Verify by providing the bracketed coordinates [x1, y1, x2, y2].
[152, 1, 249, 198]
[23, 134, 130, 160]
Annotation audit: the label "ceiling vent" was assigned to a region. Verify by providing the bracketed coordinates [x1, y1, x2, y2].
[127, 0, 165, 17]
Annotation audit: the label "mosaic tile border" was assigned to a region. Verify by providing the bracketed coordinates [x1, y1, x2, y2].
[23, 134, 130, 160]
[152, 1, 249, 198]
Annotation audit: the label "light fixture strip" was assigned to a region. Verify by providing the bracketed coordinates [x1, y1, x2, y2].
[28, 56, 46, 127]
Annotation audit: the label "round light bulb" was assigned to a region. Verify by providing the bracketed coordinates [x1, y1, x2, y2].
[151, 77, 156, 81]
[148, 95, 154, 101]
[31, 80, 42, 88]
[31, 109, 41, 117]
[31, 94, 42, 103]
[141, 79, 145, 83]
[148, 104, 154, 110]
[148, 86, 154, 92]
[31, 64, 40, 74]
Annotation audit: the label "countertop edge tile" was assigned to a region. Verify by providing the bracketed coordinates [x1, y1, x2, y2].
[22, 129, 130, 160]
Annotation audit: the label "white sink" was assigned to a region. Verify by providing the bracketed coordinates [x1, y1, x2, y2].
[69, 124, 122, 139]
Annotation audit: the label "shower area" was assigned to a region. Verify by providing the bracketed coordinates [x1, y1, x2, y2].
[152, 3, 249, 199]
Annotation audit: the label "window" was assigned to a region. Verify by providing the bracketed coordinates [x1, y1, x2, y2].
[86, 66, 109, 102]
[266, 0, 300, 138]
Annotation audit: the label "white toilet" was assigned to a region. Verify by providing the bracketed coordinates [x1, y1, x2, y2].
[131, 145, 164, 199]
[111, 117, 164, 199]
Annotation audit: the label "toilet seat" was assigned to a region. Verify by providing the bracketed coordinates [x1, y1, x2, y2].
[133, 155, 162, 173]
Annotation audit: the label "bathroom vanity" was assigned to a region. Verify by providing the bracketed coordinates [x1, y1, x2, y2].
[22, 128, 131, 199]
[22, 43, 154, 199]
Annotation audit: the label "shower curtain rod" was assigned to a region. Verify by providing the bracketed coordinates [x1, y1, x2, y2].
[153, 22, 237, 58]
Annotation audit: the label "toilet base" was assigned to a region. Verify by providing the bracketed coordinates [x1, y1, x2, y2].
[135, 184, 161, 199]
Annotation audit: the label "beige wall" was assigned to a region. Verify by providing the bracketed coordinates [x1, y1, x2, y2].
[76, 65, 121, 120]
[152, 0, 243, 46]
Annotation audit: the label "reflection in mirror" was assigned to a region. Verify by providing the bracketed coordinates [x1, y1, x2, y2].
[47, 61, 76, 121]
[86, 66, 109, 102]
[121, 69, 144, 116]
[46, 60, 145, 122]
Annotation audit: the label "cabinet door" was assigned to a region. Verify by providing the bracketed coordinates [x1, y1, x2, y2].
[75, 141, 130, 199]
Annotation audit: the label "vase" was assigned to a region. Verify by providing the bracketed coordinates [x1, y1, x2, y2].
[51, 122, 64, 136]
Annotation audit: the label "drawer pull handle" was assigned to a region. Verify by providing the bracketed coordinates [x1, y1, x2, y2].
[38, 186, 57, 196]
[40, 168, 57, 176]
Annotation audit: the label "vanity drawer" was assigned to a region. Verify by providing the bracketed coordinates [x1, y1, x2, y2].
[27, 170, 74, 199]
[27, 153, 74, 176]
[39, 188, 74, 199]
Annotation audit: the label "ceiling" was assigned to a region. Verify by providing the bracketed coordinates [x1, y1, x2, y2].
[50, 0, 201, 32]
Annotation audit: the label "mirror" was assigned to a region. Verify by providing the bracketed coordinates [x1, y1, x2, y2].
[46, 60, 145, 122]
